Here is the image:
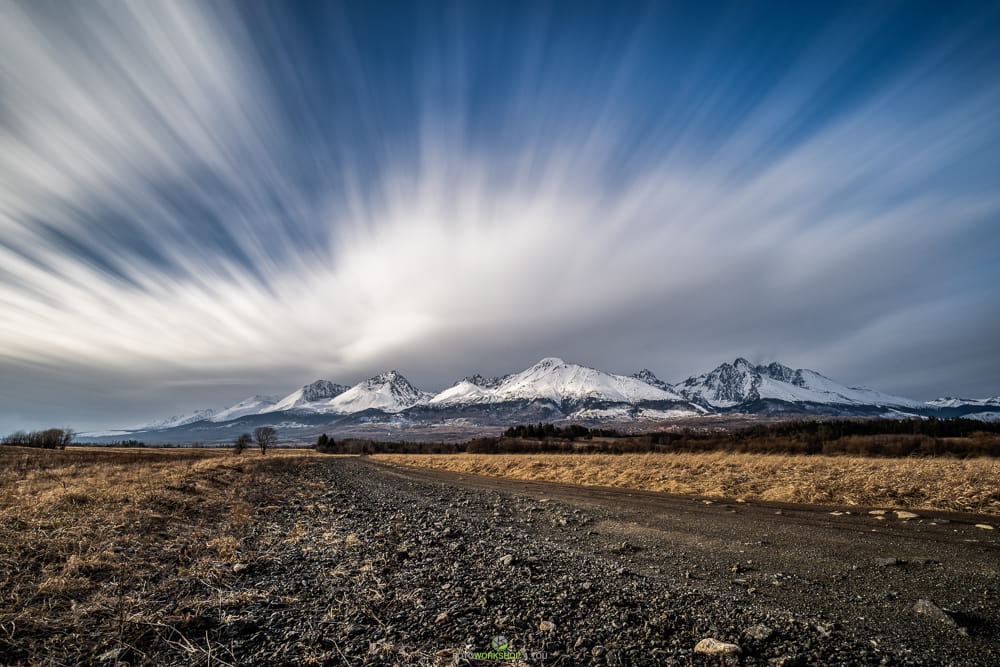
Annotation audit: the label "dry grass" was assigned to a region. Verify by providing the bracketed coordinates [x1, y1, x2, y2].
[0, 446, 321, 663]
[374, 452, 1000, 515]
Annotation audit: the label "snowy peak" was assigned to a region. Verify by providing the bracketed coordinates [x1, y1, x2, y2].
[328, 370, 429, 413]
[679, 359, 923, 409]
[679, 359, 761, 408]
[272, 379, 350, 412]
[492, 357, 687, 405]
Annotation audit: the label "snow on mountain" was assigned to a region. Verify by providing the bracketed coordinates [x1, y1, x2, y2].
[491, 357, 689, 404]
[926, 396, 1000, 408]
[140, 409, 216, 430]
[679, 358, 924, 409]
[429, 380, 495, 406]
[678, 358, 759, 408]
[210, 395, 279, 422]
[463, 374, 510, 390]
[271, 379, 350, 412]
[630, 369, 675, 393]
[327, 371, 431, 413]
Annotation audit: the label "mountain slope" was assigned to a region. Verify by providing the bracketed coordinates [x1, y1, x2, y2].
[679, 359, 924, 411]
[210, 395, 278, 422]
[490, 357, 689, 405]
[926, 396, 1000, 408]
[272, 380, 351, 412]
[327, 371, 431, 413]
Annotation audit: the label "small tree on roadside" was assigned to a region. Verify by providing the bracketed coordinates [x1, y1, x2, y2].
[233, 433, 252, 455]
[254, 427, 277, 455]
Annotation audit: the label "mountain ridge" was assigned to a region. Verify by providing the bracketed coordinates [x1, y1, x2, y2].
[82, 357, 999, 440]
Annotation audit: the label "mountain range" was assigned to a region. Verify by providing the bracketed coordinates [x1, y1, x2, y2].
[80, 357, 1000, 443]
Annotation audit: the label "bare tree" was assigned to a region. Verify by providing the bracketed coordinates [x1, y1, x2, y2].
[254, 427, 277, 455]
[233, 433, 252, 455]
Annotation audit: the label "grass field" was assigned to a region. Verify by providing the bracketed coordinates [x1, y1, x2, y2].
[0, 446, 321, 663]
[374, 452, 1000, 515]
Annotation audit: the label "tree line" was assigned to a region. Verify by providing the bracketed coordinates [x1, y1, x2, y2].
[306, 417, 1000, 458]
[2, 428, 75, 449]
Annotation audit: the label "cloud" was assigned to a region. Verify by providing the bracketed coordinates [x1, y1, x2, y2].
[1, 1, 998, 430]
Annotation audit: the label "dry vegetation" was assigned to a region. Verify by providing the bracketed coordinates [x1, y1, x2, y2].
[374, 452, 1000, 515]
[0, 446, 321, 664]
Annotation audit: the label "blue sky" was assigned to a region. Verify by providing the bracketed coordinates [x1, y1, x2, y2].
[1, 0, 999, 430]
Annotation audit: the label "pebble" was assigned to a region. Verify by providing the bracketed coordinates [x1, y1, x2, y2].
[694, 638, 742, 656]
[894, 511, 920, 520]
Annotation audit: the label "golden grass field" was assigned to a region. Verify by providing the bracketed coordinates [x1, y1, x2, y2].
[373, 452, 1000, 515]
[0, 446, 323, 662]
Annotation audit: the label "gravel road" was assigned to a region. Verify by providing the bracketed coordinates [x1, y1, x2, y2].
[179, 456, 999, 665]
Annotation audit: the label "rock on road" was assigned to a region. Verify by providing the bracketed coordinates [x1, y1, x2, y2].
[210, 457, 999, 665]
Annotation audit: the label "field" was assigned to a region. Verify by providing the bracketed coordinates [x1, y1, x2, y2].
[373, 452, 1000, 514]
[0, 446, 322, 664]
[1, 446, 998, 664]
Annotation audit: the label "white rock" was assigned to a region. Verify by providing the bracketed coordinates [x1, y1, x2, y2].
[694, 638, 742, 656]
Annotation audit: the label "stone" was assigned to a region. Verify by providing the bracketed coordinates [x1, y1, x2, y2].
[539, 620, 556, 631]
[694, 638, 742, 656]
[974, 523, 994, 530]
[913, 599, 957, 626]
[232, 563, 249, 573]
[876, 557, 902, 567]
[895, 511, 920, 520]
[868, 510, 886, 515]
[498, 554, 515, 566]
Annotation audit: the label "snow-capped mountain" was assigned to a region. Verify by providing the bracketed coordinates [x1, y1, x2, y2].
[210, 395, 278, 422]
[272, 379, 350, 412]
[83, 355, 995, 443]
[427, 358, 699, 412]
[926, 396, 1000, 408]
[427, 357, 704, 419]
[490, 357, 689, 405]
[678, 358, 924, 411]
[140, 409, 217, 431]
[324, 370, 431, 414]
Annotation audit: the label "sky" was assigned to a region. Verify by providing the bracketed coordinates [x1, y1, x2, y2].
[1, 0, 999, 432]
